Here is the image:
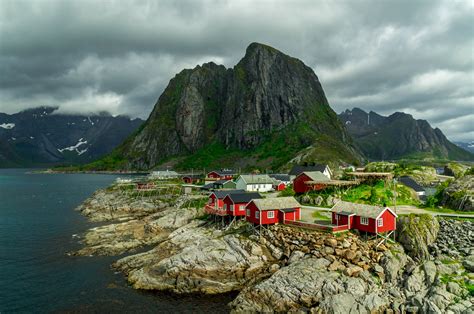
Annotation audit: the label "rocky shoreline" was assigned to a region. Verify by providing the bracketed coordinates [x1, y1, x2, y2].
[74, 184, 474, 313]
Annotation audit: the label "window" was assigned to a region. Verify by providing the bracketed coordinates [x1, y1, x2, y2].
[377, 218, 383, 227]
[246, 209, 250, 216]
[240, 205, 245, 211]
[360, 217, 369, 225]
[224, 204, 227, 211]
[255, 211, 260, 219]
[267, 211, 274, 219]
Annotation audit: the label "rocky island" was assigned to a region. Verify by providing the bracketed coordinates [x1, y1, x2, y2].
[73, 182, 474, 313]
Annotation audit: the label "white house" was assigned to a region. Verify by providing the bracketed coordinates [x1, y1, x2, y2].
[149, 170, 179, 179]
[235, 174, 274, 192]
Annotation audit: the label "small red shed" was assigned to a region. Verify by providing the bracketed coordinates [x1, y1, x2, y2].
[222, 192, 262, 216]
[274, 182, 286, 191]
[331, 201, 397, 234]
[293, 171, 330, 194]
[246, 197, 301, 225]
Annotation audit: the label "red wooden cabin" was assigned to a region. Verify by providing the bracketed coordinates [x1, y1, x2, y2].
[293, 171, 330, 194]
[331, 201, 397, 234]
[207, 169, 236, 181]
[182, 174, 201, 184]
[246, 197, 301, 225]
[222, 192, 262, 217]
[205, 189, 244, 215]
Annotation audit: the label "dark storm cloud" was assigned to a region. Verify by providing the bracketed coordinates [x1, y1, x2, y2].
[0, 0, 472, 141]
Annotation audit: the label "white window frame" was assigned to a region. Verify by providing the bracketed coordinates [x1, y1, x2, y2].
[267, 211, 275, 219]
[255, 211, 260, 219]
[239, 205, 245, 211]
[360, 217, 369, 225]
[246, 209, 250, 216]
[377, 218, 383, 227]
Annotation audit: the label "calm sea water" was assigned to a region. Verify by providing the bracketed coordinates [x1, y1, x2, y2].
[0, 169, 233, 313]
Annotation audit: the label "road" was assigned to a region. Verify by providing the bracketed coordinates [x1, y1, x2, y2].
[301, 205, 474, 222]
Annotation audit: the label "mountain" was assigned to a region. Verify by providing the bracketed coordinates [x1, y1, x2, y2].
[0, 107, 143, 167]
[90, 43, 361, 171]
[454, 141, 474, 154]
[339, 108, 474, 161]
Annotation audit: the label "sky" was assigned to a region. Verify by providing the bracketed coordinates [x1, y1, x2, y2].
[0, 0, 472, 142]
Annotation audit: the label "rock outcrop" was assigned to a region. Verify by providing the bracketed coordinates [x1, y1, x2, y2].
[98, 43, 361, 170]
[396, 214, 439, 261]
[115, 221, 273, 294]
[440, 175, 474, 212]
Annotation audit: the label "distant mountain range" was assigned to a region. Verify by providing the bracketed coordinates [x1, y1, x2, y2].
[454, 141, 474, 154]
[339, 108, 474, 161]
[0, 107, 143, 167]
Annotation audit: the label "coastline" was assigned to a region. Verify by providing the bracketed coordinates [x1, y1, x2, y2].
[72, 180, 474, 312]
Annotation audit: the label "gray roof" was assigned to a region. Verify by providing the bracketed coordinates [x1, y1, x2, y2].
[226, 192, 262, 203]
[331, 201, 396, 219]
[289, 164, 329, 176]
[269, 174, 291, 182]
[212, 189, 245, 199]
[238, 174, 274, 184]
[251, 197, 301, 211]
[301, 171, 330, 182]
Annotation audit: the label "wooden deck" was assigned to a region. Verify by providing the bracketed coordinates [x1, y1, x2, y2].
[205, 205, 228, 216]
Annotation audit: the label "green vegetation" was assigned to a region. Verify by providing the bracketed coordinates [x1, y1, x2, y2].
[342, 180, 419, 206]
[187, 197, 208, 209]
[424, 180, 451, 208]
[279, 186, 295, 197]
[312, 211, 331, 221]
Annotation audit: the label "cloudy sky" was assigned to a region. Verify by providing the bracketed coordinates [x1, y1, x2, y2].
[0, 0, 472, 141]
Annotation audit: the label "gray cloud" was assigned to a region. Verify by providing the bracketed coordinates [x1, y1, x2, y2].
[0, 0, 472, 142]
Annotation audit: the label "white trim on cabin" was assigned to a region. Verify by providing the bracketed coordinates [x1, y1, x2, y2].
[375, 207, 398, 219]
[360, 217, 369, 225]
[377, 218, 383, 227]
[267, 211, 275, 219]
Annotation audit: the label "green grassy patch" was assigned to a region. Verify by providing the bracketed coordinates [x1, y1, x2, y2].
[312, 211, 331, 221]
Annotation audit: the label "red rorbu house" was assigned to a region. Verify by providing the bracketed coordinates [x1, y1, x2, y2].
[330, 201, 397, 235]
[182, 174, 202, 184]
[246, 197, 301, 225]
[205, 189, 244, 216]
[293, 171, 330, 194]
[222, 192, 262, 217]
[206, 169, 236, 181]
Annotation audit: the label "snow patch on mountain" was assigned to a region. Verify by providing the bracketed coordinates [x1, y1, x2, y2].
[0, 123, 15, 129]
[57, 138, 89, 155]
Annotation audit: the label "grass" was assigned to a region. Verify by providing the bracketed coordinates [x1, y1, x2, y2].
[312, 211, 331, 221]
[187, 197, 208, 209]
[424, 207, 474, 215]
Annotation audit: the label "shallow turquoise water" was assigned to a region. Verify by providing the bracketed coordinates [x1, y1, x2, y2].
[0, 169, 233, 313]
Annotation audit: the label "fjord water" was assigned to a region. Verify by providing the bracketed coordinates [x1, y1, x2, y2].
[0, 169, 232, 313]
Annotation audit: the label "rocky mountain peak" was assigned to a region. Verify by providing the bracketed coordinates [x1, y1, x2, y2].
[104, 43, 360, 170]
[339, 108, 474, 161]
